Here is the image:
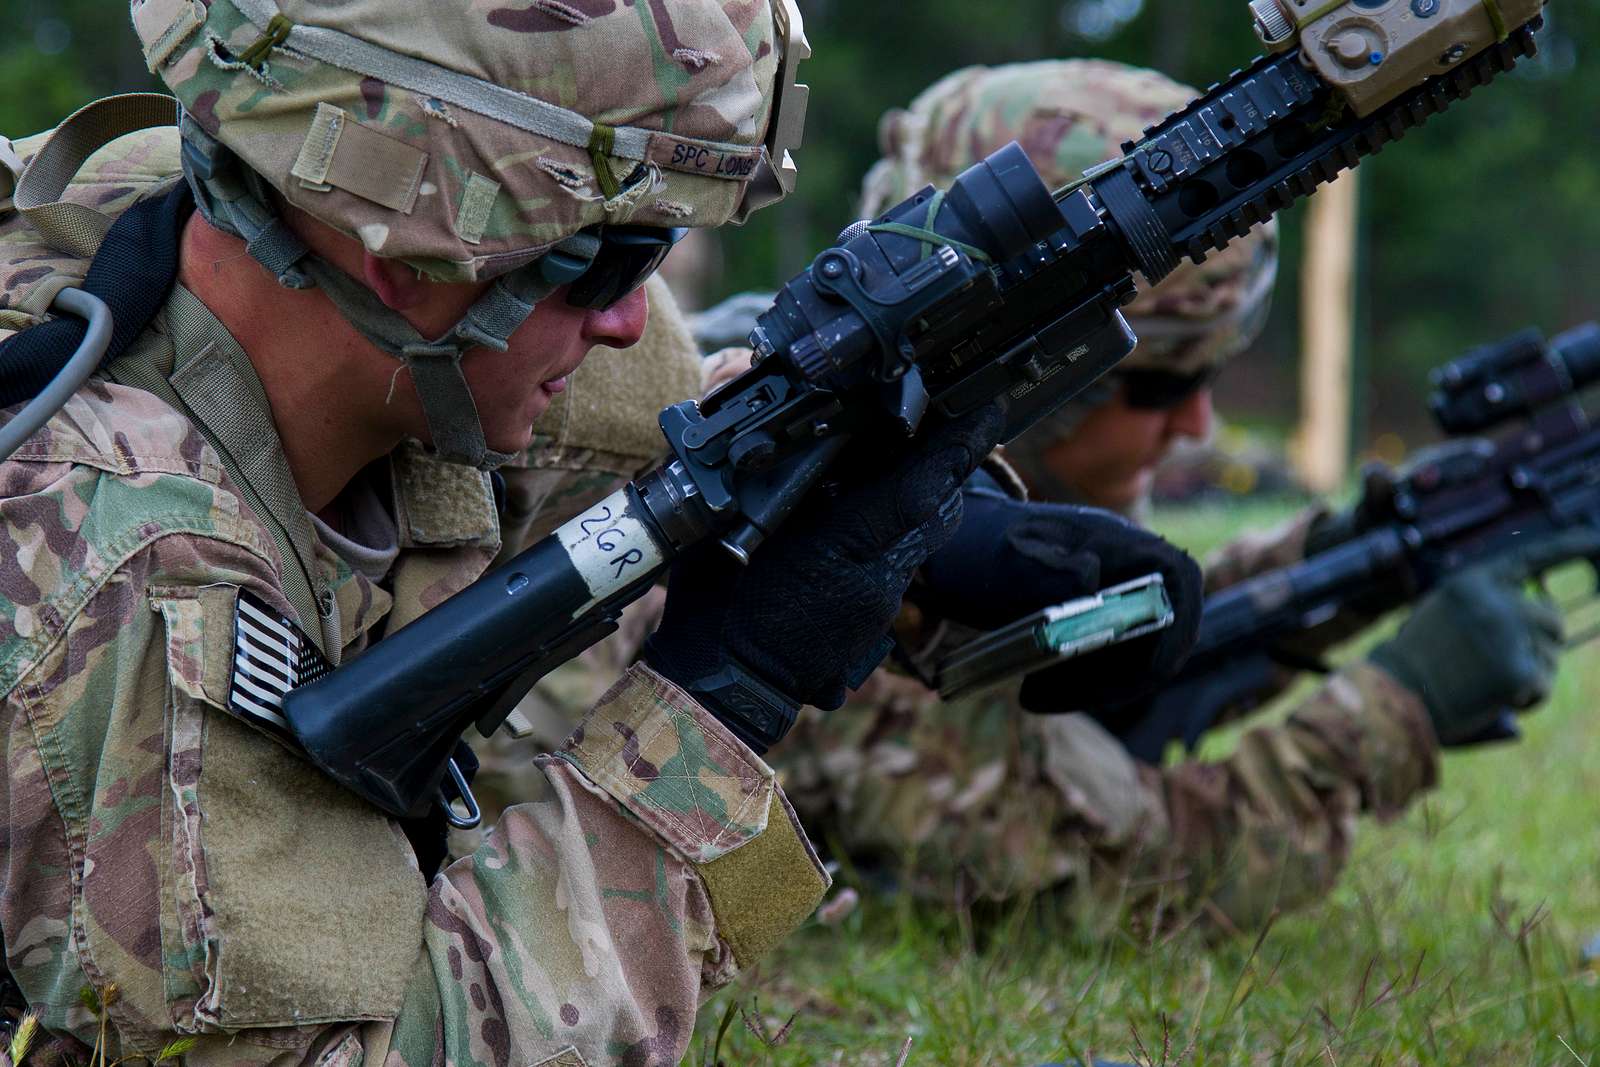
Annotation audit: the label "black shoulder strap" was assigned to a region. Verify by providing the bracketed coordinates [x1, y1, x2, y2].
[0, 181, 193, 407]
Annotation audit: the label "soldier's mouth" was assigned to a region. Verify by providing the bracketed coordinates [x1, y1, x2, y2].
[540, 375, 569, 396]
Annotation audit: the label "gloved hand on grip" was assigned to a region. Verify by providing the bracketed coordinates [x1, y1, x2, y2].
[916, 476, 1204, 710]
[643, 402, 1007, 754]
[1368, 527, 1600, 747]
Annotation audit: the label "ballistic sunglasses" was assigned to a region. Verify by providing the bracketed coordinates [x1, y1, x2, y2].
[1118, 365, 1220, 410]
[564, 224, 688, 310]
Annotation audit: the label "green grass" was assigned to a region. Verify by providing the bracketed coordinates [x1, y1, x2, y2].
[694, 499, 1600, 1066]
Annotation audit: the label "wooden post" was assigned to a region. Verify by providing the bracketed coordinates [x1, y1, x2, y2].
[1294, 169, 1360, 494]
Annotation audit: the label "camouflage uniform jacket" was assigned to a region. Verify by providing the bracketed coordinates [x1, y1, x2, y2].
[0, 286, 826, 1067]
[776, 505, 1441, 932]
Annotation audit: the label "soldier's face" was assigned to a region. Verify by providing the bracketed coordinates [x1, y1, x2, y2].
[353, 273, 650, 457]
[462, 283, 650, 452]
[280, 204, 650, 456]
[358, 269, 651, 457]
[1041, 383, 1214, 512]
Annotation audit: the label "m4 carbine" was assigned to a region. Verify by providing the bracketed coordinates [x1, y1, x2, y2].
[281, 0, 1550, 825]
[1091, 322, 1600, 764]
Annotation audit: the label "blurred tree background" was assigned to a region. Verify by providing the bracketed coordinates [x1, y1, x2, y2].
[2, 1, 1593, 455]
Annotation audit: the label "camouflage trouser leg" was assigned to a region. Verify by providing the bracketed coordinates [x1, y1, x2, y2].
[772, 660, 1437, 934]
[770, 675, 1140, 907]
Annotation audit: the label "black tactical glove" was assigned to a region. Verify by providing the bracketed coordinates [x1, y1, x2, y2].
[916, 476, 1204, 710]
[643, 402, 1007, 753]
[1369, 527, 1600, 747]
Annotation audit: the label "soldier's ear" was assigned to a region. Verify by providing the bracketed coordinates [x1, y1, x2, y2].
[361, 251, 430, 313]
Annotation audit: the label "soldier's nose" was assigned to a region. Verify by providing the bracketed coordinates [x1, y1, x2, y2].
[583, 285, 649, 350]
[1166, 386, 1215, 442]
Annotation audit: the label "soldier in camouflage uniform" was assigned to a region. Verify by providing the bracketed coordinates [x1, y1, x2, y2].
[769, 60, 1579, 931]
[0, 3, 1061, 1065]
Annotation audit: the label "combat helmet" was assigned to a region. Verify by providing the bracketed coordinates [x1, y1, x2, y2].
[861, 58, 1277, 391]
[131, 0, 808, 468]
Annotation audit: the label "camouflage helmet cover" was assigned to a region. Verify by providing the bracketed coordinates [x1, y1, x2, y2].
[860, 59, 1278, 377]
[132, 0, 797, 283]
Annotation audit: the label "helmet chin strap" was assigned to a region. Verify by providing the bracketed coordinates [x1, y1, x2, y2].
[299, 254, 595, 471]
[180, 111, 317, 291]
[178, 111, 598, 471]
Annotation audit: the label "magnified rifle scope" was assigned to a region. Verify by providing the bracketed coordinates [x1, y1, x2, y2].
[1431, 322, 1600, 435]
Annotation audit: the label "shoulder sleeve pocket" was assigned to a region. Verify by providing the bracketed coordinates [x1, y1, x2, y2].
[151, 586, 428, 1032]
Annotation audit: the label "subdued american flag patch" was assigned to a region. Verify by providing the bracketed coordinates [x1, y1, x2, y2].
[229, 589, 332, 745]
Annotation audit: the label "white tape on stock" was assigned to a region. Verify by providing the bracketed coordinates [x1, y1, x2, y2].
[555, 488, 666, 613]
